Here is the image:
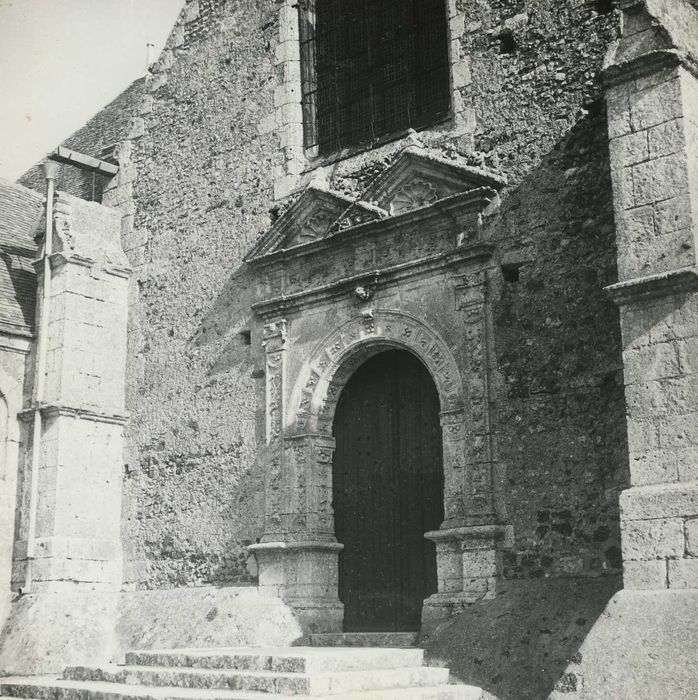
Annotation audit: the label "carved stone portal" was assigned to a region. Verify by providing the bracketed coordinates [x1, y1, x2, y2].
[247, 147, 510, 633]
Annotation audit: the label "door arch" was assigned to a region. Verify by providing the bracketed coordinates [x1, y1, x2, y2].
[332, 349, 444, 631]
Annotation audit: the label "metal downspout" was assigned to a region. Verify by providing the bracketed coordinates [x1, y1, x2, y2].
[23, 160, 60, 593]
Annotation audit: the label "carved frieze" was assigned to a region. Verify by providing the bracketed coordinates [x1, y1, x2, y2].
[247, 147, 504, 315]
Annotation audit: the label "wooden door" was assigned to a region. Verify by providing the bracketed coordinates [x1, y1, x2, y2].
[332, 349, 444, 632]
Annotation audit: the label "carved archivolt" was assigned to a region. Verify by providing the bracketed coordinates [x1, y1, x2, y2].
[289, 310, 464, 435]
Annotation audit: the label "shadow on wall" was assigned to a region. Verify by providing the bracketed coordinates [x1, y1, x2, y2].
[488, 100, 629, 582]
[423, 99, 629, 699]
[192, 264, 256, 376]
[421, 576, 622, 700]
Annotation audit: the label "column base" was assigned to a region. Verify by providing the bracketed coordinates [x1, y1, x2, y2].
[424, 524, 512, 623]
[248, 540, 344, 635]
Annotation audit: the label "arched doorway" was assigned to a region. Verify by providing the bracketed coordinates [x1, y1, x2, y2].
[332, 349, 444, 631]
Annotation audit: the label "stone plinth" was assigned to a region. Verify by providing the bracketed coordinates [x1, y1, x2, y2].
[248, 540, 344, 636]
[423, 525, 512, 622]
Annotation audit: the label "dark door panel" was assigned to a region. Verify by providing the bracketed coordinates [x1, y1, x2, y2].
[333, 349, 443, 632]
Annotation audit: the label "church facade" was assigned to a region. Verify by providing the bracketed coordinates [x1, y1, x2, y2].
[1, 0, 697, 696]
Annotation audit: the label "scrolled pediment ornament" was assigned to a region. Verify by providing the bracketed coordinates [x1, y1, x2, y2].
[388, 179, 439, 215]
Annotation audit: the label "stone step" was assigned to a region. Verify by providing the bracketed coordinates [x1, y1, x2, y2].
[124, 647, 424, 673]
[63, 665, 449, 696]
[0, 679, 486, 700]
[309, 633, 418, 648]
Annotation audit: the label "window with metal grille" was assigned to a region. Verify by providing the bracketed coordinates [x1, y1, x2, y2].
[299, 0, 451, 157]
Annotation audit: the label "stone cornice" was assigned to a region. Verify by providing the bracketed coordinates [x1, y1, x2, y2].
[33, 252, 132, 279]
[252, 242, 494, 319]
[248, 187, 496, 268]
[425, 524, 513, 547]
[603, 48, 698, 86]
[0, 322, 34, 343]
[19, 403, 129, 425]
[605, 267, 698, 305]
[248, 541, 344, 553]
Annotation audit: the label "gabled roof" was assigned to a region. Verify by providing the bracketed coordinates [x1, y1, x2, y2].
[0, 179, 42, 251]
[0, 179, 42, 333]
[19, 78, 144, 201]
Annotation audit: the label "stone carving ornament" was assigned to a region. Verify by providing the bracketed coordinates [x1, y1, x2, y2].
[388, 179, 439, 215]
[298, 210, 336, 241]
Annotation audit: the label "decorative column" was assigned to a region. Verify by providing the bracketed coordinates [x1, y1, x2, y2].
[249, 319, 343, 635]
[604, 0, 698, 590]
[424, 265, 511, 622]
[0, 190, 130, 674]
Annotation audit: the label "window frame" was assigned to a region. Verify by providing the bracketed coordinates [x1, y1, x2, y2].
[297, 0, 454, 162]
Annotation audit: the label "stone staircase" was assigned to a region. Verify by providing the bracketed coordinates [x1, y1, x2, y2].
[0, 646, 485, 699]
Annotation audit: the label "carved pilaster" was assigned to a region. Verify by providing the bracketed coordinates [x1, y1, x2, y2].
[441, 409, 467, 526]
[262, 319, 287, 538]
[455, 269, 496, 523]
[283, 433, 336, 542]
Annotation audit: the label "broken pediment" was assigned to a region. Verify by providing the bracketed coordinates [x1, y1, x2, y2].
[361, 147, 506, 216]
[246, 186, 385, 260]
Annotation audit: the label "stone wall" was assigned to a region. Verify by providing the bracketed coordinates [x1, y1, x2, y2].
[114, 0, 628, 589]
[118, 0, 279, 588]
[20, 0, 627, 590]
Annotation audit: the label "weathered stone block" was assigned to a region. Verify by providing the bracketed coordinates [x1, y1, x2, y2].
[668, 557, 698, 588]
[626, 419, 660, 454]
[654, 194, 694, 236]
[623, 559, 667, 589]
[624, 342, 679, 384]
[630, 449, 679, 485]
[452, 59, 471, 88]
[630, 76, 682, 131]
[685, 519, 698, 556]
[621, 517, 684, 560]
[620, 483, 698, 521]
[658, 412, 698, 449]
[627, 376, 698, 424]
[610, 165, 635, 213]
[606, 83, 633, 138]
[648, 118, 684, 159]
[632, 153, 688, 207]
[609, 130, 650, 167]
[462, 549, 497, 579]
[677, 448, 698, 480]
[648, 297, 698, 345]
